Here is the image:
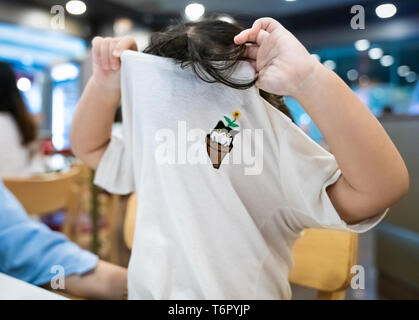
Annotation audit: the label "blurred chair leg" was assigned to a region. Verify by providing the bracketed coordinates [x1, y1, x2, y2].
[107, 194, 121, 264]
[62, 184, 81, 242]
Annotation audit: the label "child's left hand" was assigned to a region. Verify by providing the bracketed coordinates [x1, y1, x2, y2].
[234, 17, 322, 98]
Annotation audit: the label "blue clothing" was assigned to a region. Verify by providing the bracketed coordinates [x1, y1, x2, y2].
[0, 179, 98, 285]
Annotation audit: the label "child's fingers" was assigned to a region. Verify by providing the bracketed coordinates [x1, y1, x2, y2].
[234, 29, 251, 45]
[234, 21, 264, 45]
[235, 28, 269, 47]
[252, 17, 285, 34]
[109, 39, 120, 71]
[249, 60, 257, 70]
[257, 30, 270, 46]
[234, 17, 285, 45]
[113, 36, 138, 57]
[101, 38, 112, 70]
[244, 44, 259, 60]
[234, 27, 261, 45]
[255, 68, 267, 88]
[91, 36, 103, 67]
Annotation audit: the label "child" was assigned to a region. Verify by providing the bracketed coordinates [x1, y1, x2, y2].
[70, 18, 409, 299]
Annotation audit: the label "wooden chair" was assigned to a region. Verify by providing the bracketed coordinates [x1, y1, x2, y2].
[105, 193, 123, 264]
[3, 167, 82, 242]
[289, 229, 358, 300]
[123, 193, 358, 300]
[123, 193, 138, 250]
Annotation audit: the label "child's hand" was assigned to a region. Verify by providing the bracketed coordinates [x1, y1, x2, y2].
[91, 36, 138, 90]
[234, 17, 321, 98]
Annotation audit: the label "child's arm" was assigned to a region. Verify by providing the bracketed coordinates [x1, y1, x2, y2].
[70, 36, 137, 169]
[63, 260, 127, 300]
[42, 260, 127, 300]
[235, 18, 409, 225]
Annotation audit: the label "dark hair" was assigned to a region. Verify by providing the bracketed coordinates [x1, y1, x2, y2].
[0, 61, 37, 146]
[144, 19, 293, 121]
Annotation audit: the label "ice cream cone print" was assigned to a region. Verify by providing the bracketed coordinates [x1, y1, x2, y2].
[206, 135, 233, 169]
[206, 111, 240, 169]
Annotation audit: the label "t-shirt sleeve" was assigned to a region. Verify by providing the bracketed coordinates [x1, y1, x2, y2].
[278, 118, 387, 234]
[94, 132, 135, 195]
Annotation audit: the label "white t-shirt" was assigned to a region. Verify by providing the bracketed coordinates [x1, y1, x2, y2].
[94, 51, 386, 300]
[0, 113, 32, 178]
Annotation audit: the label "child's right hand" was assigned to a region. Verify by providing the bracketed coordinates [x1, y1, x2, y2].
[234, 18, 321, 98]
[91, 36, 138, 90]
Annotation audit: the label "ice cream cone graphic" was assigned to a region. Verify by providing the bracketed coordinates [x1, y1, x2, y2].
[206, 111, 240, 169]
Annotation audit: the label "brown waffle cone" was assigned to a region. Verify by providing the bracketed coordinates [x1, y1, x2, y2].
[206, 135, 233, 169]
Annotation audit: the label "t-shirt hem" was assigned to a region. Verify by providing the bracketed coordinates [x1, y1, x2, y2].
[94, 135, 134, 195]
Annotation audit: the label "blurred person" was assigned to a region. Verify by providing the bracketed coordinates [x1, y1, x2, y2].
[70, 18, 409, 299]
[0, 178, 127, 299]
[0, 61, 38, 177]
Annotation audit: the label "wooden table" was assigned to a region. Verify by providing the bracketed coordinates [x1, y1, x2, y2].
[0, 273, 68, 300]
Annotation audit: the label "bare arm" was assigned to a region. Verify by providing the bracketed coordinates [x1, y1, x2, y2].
[64, 260, 127, 300]
[42, 260, 128, 300]
[70, 36, 137, 169]
[296, 63, 409, 224]
[235, 18, 409, 224]
[70, 77, 120, 169]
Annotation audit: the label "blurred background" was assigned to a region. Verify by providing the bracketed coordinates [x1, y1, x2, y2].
[0, 0, 418, 300]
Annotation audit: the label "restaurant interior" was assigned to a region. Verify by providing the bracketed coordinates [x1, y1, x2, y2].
[0, 0, 418, 300]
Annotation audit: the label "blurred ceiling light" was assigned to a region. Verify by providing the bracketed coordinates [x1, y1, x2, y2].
[285, 0, 297, 2]
[376, 3, 397, 19]
[355, 39, 370, 51]
[323, 60, 336, 70]
[17, 77, 31, 92]
[49, 154, 66, 172]
[22, 11, 51, 30]
[311, 54, 321, 62]
[51, 63, 80, 82]
[397, 65, 410, 77]
[185, 3, 205, 21]
[368, 47, 384, 60]
[406, 72, 417, 83]
[347, 69, 359, 81]
[380, 55, 394, 67]
[66, 1, 87, 15]
[114, 18, 134, 36]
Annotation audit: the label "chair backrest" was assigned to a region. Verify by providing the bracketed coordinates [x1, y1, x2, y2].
[123, 193, 358, 299]
[124, 193, 138, 250]
[3, 167, 81, 215]
[289, 229, 358, 299]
